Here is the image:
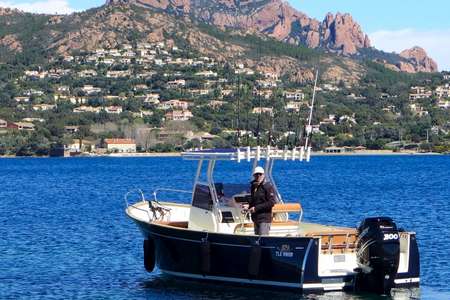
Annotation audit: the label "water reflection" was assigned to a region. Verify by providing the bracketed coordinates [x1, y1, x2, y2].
[137, 274, 422, 300]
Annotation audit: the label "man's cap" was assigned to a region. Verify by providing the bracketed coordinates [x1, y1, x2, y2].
[253, 166, 265, 175]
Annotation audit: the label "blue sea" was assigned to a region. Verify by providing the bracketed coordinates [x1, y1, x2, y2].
[1, 155, 449, 299]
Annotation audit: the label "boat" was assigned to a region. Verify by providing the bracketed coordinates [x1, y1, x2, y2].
[125, 146, 420, 295]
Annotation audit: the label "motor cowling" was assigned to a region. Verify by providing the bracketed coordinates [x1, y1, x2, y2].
[355, 217, 400, 295]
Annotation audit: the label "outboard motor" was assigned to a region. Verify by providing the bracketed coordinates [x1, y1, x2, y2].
[355, 217, 400, 295]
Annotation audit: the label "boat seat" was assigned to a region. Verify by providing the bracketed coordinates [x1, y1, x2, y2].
[154, 221, 189, 228]
[272, 203, 302, 213]
[305, 230, 358, 254]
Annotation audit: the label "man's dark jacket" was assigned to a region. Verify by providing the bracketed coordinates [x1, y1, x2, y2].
[249, 180, 277, 223]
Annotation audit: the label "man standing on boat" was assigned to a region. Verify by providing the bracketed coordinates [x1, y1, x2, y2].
[248, 166, 276, 235]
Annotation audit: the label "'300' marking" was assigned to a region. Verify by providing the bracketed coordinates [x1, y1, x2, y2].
[383, 233, 399, 241]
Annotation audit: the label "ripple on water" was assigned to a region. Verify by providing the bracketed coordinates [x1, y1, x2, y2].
[0, 156, 449, 299]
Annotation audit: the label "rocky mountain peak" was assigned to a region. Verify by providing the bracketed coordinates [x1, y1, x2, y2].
[399, 46, 438, 72]
[0, 7, 20, 15]
[321, 12, 371, 55]
[106, 0, 371, 55]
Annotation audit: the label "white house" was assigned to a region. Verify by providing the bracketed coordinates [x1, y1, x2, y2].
[8, 122, 35, 131]
[434, 84, 450, 98]
[409, 86, 432, 100]
[158, 100, 191, 110]
[195, 70, 217, 77]
[105, 138, 136, 153]
[252, 107, 273, 115]
[284, 90, 305, 101]
[166, 79, 186, 89]
[104, 106, 123, 114]
[81, 85, 102, 95]
[285, 101, 302, 111]
[165, 110, 193, 121]
[32, 104, 56, 111]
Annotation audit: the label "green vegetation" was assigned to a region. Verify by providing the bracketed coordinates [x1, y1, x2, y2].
[0, 9, 449, 156]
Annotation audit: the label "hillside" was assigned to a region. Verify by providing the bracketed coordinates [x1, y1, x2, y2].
[0, 3, 366, 84]
[0, 3, 449, 156]
[106, 0, 438, 73]
[0, 1, 438, 80]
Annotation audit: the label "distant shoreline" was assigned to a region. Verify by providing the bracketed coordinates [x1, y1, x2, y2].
[312, 150, 442, 156]
[0, 150, 444, 158]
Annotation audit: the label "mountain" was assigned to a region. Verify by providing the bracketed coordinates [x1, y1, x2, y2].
[399, 46, 438, 73]
[0, 1, 439, 78]
[105, 0, 437, 72]
[108, 0, 370, 55]
[0, 3, 365, 84]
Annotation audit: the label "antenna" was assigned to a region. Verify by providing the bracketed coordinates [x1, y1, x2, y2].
[256, 92, 262, 146]
[236, 74, 241, 147]
[303, 68, 319, 160]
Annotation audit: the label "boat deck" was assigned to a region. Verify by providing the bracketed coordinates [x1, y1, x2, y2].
[127, 200, 358, 253]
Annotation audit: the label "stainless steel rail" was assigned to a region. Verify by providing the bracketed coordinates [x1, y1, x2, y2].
[124, 189, 152, 221]
[152, 188, 192, 202]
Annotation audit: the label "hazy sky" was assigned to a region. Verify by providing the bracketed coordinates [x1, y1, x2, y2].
[1, 0, 449, 70]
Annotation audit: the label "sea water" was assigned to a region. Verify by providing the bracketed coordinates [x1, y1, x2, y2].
[0, 156, 449, 299]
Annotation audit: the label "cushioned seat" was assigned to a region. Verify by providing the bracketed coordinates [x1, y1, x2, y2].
[272, 203, 302, 213]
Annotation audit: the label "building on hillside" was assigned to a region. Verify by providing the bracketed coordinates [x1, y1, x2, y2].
[78, 70, 97, 78]
[159, 100, 191, 110]
[104, 139, 136, 153]
[189, 89, 211, 96]
[81, 85, 102, 95]
[285, 101, 302, 111]
[67, 139, 96, 153]
[14, 96, 30, 103]
[434, 84, 450, 98]
[73, 106, 102, 113]
[262, 72, 278, 80]
[409, 86, 432, 100]
[252, 107, 274, 115]
[208, 100, 226, 109]
[253, 89, 273, 99]
[339, 114, 357, 124]
[64, 126, 79, 134]
[221, 89, 233, 97]
[32, 104, 56, 111]
[323, 146, 354, 153]
[256, 80, 277, 88]
[144, 93, 160, 104]
[321, 84, 341, 92]
[409, 103, 429, 116]
[166, 79, 186, 89]
[7, 122, 35, 131]
[284, 90, 305, 101]
[320, 115, 337, 125]
[104, 106, 123, 114]
[195, 70, 218, 77]
[106, 70, 131, 78]
[22, 118, 44, 123]
[165, 110, 193, 121]
[437, 100, 450, 109]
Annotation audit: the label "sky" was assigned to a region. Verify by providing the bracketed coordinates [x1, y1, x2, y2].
[1, 0, 449, 70]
